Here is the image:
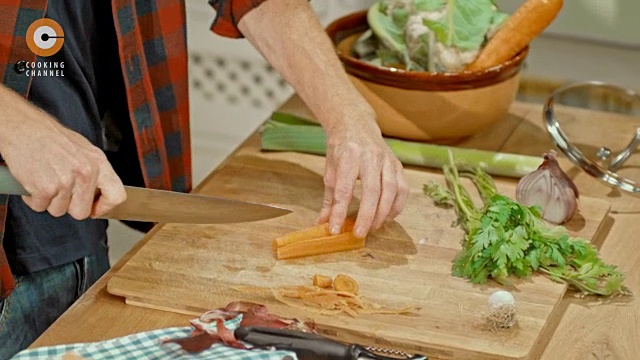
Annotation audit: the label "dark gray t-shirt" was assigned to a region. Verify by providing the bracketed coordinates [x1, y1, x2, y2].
[5, 0, 127, 274]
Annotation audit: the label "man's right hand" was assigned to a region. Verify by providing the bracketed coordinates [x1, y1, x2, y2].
[0, 85, 126, 220]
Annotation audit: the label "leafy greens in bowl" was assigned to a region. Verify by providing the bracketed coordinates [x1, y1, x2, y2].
[355, 0, 509, 72]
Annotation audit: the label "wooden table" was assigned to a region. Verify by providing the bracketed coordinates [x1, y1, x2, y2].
[31, 100, 640, 359]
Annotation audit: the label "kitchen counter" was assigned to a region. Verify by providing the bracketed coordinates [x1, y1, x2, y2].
[30, 99, 640, 359]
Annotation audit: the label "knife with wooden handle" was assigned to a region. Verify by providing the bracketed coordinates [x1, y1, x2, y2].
[0, 165, 292, 224]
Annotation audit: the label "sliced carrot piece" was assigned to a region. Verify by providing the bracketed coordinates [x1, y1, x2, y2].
[313, 274, 333, 289]
[272, 218, 356, 251]
[275, 232, 365, 260]
[333, 274, 359, 295]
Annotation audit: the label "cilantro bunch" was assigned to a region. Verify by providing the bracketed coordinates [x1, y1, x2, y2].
[424, 153, 631, 297]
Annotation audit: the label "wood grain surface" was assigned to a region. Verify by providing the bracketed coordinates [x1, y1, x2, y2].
[29, 100, 639, 360]
[106, 139, 611, 360]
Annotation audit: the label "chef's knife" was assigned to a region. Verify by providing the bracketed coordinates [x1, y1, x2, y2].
[234, 326, 427, 360]
[0, 165, 292, 224]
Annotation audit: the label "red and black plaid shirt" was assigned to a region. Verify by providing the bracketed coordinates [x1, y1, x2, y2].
[0, 0, 268, 300]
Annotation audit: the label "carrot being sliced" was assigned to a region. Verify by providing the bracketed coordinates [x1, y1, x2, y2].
[466, 0, 564, 71]
[275, 232, 365, 260]
[272, 218, 356, 251]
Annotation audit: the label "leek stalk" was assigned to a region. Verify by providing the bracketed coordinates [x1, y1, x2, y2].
[261, 113, 543, 178]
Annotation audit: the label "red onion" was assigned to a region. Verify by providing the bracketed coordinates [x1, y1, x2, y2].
[516, 151, 579, 224]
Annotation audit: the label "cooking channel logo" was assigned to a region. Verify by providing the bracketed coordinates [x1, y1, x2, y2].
[23, 18, 65, 77]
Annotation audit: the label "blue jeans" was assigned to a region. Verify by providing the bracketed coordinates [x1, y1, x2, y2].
[0, 241, 110, 360]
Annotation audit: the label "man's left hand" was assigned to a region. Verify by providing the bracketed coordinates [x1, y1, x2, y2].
[317, 115, 409, 239]
[237, 0, 410, 237]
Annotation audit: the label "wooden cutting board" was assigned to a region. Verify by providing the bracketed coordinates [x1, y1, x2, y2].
[107, 139, 612, 360]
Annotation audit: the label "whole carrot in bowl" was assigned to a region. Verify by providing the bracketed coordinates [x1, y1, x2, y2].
[466, 0, 564, 71]
[325, 0, 565, 143]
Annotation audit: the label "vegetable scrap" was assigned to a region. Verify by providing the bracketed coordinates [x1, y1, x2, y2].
[313, 274, 333, 289]
[272, 274, 420, 318]
[333, 274, 359, 295]
[272, 218, 366, 260]
[484, 290, 517, 331]
[353, 0, 563, 72]
[516, 151, 579, 224]
[423, 151, 631, 297]
[162, 301, 316, 353]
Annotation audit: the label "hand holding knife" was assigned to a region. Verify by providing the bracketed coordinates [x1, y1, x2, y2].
[0, 165, 291, 224]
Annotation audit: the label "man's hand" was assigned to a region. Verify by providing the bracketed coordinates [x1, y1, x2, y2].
[318, 116, 408, 238]
[239, 0, 410, 237]
[0, 85, 126, 219]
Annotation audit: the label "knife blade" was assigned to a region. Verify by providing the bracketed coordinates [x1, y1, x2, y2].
[0, 165, 292, 224]
[234, 327, 427, 360]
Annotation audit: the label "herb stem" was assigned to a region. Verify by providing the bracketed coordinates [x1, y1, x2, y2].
[424, 154, 630, 297]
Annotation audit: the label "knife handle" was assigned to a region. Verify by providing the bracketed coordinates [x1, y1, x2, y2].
[0, 165, 29, 196]
[235, 327, 426, 360]
[0, 165, 99, 199]
[235, 326, 352, 360]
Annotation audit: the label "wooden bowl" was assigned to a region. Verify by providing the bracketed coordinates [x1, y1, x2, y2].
[326, 11, 529, 143]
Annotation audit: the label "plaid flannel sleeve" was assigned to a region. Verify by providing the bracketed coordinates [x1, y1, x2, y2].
[208, 0, 271, 38]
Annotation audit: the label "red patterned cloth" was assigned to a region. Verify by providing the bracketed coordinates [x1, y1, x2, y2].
[0, 0, 269, 300]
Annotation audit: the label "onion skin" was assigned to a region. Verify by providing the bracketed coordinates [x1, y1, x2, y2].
[516, 151, 579, 224]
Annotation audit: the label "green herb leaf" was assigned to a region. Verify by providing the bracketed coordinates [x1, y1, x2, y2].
[414, 0, 446, 11]
[368, 3, 407, 54]
[423, 0, 500, 51]
[423, 182, 453, 207]
[424, 155, 631, 297]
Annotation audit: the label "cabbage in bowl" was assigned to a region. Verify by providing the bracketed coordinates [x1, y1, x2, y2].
[354, 0, 509, 73]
